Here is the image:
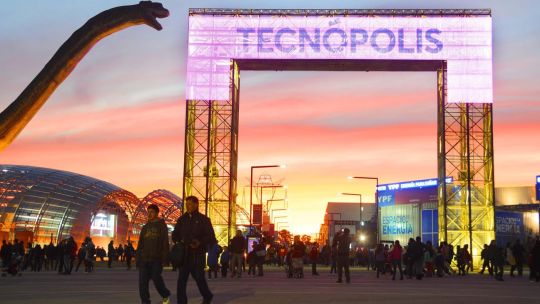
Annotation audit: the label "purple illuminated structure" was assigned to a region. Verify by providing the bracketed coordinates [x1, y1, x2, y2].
[187, 9, 492, 103]
[182, 9, 495, 257]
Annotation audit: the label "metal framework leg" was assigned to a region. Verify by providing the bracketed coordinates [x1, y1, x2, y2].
[438, 66, 495, 269]
[182, 61, 239, 245]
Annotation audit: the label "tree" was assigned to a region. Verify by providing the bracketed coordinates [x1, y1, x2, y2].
[278, 229, 292, 246]
[300, 234, 311, 244]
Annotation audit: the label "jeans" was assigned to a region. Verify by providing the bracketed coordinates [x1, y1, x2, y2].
[221, 262, 229, 277]
[63, 255, 73, 274]
[392, 259, 403, 279]
[256, 256, 264, 276]
[337, 255, 350, 282]
[177, 253, 213, 304]
[230, 253, 243, 277]
[138, 260, 170, 304]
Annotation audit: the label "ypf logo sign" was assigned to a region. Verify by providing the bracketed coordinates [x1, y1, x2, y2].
[378, 192, 395, 207]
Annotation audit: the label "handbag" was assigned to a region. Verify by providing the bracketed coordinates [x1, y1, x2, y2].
[170, 242, 185, 267]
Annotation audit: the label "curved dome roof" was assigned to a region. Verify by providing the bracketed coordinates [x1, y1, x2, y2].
[0, 164, 135, 244]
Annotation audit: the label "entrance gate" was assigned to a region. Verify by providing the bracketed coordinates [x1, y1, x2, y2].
[183, 9, 494, 264]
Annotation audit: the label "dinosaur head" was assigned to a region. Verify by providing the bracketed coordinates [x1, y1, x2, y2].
[138, 1, 169, 30]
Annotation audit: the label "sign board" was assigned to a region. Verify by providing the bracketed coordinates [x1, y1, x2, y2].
[252, 205, 263, 225]
[90, 213, 116, 238]
[188, 11, 492, 103]
[495, 211, 524, 247]
[380, 204, 420, 244]
[377, 177, 451, 206]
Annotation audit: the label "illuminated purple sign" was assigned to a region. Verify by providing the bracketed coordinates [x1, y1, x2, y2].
[187, 12, 492, 103]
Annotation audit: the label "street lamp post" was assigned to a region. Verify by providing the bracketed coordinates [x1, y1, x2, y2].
[325, 212, 342, 245]
[348, 176, 379, 242]
[250, 165, 286, 232]
[270, 207, 287, 222]
[259, 185, 284, 213]
[340, 192, 363, 240]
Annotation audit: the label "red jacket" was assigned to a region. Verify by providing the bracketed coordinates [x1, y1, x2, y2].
[390, 245, 402, 261]
[309, 247, 318, 261]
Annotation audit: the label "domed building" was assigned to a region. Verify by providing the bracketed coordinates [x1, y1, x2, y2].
[0, 165, 183, 248]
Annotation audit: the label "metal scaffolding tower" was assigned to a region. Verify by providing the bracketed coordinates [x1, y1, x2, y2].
[182, 61, 239, 245]
[437, 66, 495, 267]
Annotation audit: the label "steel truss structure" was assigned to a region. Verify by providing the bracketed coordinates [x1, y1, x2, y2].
[182, 62, 239, 245]
[438, 67, 495, 264]
[183, 9, 495, 258]
[183, 60, 495, 264]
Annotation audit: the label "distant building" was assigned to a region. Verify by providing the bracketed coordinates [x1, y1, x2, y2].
[319, 202, 376, 247]
[0, 165, 182, 248]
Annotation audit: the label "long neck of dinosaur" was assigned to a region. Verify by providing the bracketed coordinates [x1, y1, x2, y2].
[0, 4, 147, 151]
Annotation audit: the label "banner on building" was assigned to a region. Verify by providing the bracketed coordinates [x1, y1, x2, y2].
[495, 211, 524, 247]
[380, 204, 420, 245]
[253, 205, 263, 225]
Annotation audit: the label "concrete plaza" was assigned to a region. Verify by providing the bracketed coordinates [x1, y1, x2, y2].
[0, 266, 537, 304]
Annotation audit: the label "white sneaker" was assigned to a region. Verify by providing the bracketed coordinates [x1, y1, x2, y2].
[163, 297, 170, 304]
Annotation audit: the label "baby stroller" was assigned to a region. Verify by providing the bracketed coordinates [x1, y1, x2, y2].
[291, 257, 304, 278]
[284, 251, 293, 278]
[1, 252, 22, 277]
[284, 251, 304, 278]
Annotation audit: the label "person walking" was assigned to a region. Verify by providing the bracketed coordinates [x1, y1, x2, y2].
[220, 246, 230, 278]
[529, 239, 540, 282]
[63, 237, 76, 275]
[172, 196, 216, 304]
[247, 243, 257, 276]
[390, 240, 404, 280]
[511, 239, 525, 277]
[207, 243, 221, 279]
[136, 204, 171, 304]
[309, 243, 319, 275]
[424, 241, 435, 277]
[107, 240, 115, 268]
[85, 237, 96, 273]
[479, 244, 492, 275]
[75, 239, 87, 272]
[228, 230, 246, 278]
[493, 244, 505, 281]
[375, 243, 385, 278]
[330, 246, 337, 274]
[255, 242, 266, 276]
[412, 237, 425, 280]
[332, 228, 352, 283]
[125, 241, 135, 271]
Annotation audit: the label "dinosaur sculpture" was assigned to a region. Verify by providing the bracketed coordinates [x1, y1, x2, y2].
[0, 1, 169, 152]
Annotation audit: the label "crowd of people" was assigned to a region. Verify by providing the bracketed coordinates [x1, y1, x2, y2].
[1, 198, 540, 304]
[0, 236, 138, 276]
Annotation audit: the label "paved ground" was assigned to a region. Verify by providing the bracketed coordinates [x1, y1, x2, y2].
[0, 265, 538, 304]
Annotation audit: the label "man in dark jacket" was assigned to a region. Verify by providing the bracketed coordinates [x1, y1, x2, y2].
[173, 196, 216, 304]
[107, 240, 115, 268]
[228, 229, 246, 278]
[137, 204, 171, 304]
[332, 228, 352, 283]
[510, 239, 525, 277]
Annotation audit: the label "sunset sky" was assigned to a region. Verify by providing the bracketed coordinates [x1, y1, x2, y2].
[1, 0, 539, 234]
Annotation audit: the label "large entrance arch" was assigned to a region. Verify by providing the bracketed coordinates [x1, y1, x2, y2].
[183, 8, 494, 263]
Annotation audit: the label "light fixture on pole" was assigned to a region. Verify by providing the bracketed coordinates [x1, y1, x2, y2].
[339, 192, 363, 231]
[250, 164, 286, 232]
[325, 212, 342, 245]
[347, 176, 379, 242]
[270, 207, 287, 222]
